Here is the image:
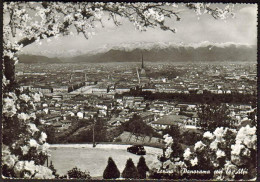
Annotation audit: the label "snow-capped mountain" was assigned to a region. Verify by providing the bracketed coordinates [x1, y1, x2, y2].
[61, 42, 256, 63]
[19, 41, 256, 63]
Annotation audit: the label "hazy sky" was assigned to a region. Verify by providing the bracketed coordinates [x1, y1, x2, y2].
[22, 3, 257, 56]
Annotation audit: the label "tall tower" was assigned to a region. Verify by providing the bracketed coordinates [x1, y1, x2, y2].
[141, 54, 144, 69]
[69, 73, 72, 83]
[140, 53, 146, 76]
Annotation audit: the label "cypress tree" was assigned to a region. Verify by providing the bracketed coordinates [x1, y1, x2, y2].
[103, 157, 120, 179]
[137, 156, 149, 179]
[122, 158, 139, 179]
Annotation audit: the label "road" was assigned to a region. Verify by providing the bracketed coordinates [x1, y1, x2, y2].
[49, 144, 162, 177]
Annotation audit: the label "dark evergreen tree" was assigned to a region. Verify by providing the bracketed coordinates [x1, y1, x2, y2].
[122, 158, 139, 179]
[137, 156, 149, 179]
[197, 103, 232, 132]
[103, 157, 120, 179]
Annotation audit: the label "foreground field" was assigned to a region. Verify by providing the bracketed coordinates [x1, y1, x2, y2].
[49, 144, 162, 177]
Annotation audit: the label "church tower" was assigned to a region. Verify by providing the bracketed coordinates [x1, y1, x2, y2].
[140, 53, 146, 76]
[142, 54, 144, 69]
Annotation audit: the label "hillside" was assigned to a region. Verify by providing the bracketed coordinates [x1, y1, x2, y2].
[18, 54, 62, 64]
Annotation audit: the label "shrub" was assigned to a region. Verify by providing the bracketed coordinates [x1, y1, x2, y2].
[67, 167, 91, 179]
[103, 157, 120, 179]
[137, 156, 149, 179]
[114, 137, 122, 142]
[122, 158, 139, 179]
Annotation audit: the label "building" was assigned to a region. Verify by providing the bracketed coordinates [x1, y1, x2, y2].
[151, 114, 189, 130]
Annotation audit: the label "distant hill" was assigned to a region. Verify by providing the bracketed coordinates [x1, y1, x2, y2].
[62, 44, 256, 63]
[19, 43, 257, 63]
[18, 54, 62, 64]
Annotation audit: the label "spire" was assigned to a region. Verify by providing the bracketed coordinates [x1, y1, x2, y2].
[141, 53, 144, 69]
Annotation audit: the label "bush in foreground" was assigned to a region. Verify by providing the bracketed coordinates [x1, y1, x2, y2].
[103, 157, 120, 179]
[122, 158, 139, 179]
[137, 156, 149, 179]
[67, 167, 91, 179]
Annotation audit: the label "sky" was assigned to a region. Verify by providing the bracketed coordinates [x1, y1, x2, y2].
[21, 3, 257, 57]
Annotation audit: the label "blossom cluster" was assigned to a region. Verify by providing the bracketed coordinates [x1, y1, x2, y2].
[185, 126, 255, 179]
[2, 87, 54, 179]
[156, 125, 256, 180]
[187, 3, 235, 19]
[3, 145, 54, 179]
[231, 125, 256, 166]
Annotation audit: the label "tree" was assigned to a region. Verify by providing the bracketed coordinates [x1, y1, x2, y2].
[2, 90, 54, 179]
[122, 114, 160, 138]
[197, 103, 232, 132]
[122, 158, 139, 179]
[162, 134, 184, 160]
[67, 167, 91, 179]
[162, 125, 181, 141]
[181, 130, 203, 146]
[137, 156, 149, 179]
[103, 157, 120, 179]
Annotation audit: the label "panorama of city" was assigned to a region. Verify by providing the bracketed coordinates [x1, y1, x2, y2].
[2, 2, 257, 181]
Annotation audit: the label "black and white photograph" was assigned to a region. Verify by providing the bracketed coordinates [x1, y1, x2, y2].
[2, 1, 258, 181]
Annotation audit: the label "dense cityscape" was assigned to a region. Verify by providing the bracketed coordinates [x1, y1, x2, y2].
[15, 60, 257, 145]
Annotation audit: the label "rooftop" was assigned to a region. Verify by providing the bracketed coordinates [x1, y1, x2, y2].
[152, 114, 188, 125]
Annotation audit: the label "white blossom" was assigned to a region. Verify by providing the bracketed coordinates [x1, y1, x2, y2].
[38, 143, 50, 155]
[43, 108, 49, 114]
[39, 132, 47, 143]
[203, 131, 214, 140]
[32, 93, 41, 102]
[165, 146, 173, 158]
[14, 161, 37, 178]
[2, 145, 18, 168]
[183, 148, 191, 160]
[28, 123, 39, 134]
[216, 149, 225, 158]
[18, 112, 30, 121]
[28, 139, 39, 148]
[242, 148, 251, 157]
[190, 157, 198, 166]
[14, 161, 26, 177]
[30, 112, 36, 120]
[194, 141, 206, 152]
[213, 161, 219, 167]
[235, 125, 256, 149]
[2, 75, 10, 87]
[7, 92, 18, 101]
[3, 97, 17, 117]
[210, 140, 219, 151]
[213, 127, 225, 142]
[231, 143, 245, 156]
[21, 145, 30, 155]
[19, 94, 31, 103]
[33, 165, 54, 179]
[163, 134, 173, 146]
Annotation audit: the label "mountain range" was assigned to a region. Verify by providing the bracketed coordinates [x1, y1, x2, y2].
[18, 54, 62, 64]
[18, 42, 257, 63]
